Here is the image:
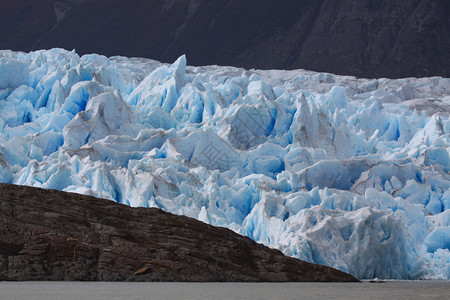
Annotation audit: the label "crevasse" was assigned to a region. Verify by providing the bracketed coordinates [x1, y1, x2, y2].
[0, 49, 449, 279]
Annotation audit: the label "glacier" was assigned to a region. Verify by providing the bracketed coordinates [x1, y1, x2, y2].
[0, 48, 449, 280]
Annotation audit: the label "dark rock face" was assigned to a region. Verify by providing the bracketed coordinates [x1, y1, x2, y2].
[0, 0, 56, 51]
[1, 0, 448, 78]
[0, 183, 358, 282]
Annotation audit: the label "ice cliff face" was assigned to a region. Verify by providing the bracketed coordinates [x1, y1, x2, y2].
[0, 49, 449, 279]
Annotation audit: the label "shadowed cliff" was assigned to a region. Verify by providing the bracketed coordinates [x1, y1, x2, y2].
[1, 0, 448, 78]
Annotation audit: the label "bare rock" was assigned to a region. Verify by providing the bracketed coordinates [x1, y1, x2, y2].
[0, 183, 358, 282]
[0, 0, 448, 78]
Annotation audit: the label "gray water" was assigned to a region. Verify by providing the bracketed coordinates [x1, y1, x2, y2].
[0, 281, 449, 300]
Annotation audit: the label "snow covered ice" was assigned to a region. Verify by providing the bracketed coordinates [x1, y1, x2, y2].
[0, 48, 449, 279]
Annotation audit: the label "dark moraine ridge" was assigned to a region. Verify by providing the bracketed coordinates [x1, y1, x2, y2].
[0, 183, 358, 282]
[0, 0, 449, 79]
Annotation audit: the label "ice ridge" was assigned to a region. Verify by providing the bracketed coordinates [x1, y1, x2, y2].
[0, 49, 449, 279]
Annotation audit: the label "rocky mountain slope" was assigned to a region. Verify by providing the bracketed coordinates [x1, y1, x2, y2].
[0, 0, 448, 78]
[0, 183, 358, 282]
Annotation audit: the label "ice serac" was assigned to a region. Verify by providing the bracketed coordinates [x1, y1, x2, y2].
[0, 49, 449, 280]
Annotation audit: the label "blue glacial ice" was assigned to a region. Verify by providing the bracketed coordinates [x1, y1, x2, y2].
[0, 48, 449, 279]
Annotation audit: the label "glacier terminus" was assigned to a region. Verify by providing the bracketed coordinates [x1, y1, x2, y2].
[0, 49, 449, 280]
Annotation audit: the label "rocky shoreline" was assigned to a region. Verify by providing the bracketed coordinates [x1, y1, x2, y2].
[0, 183, 358, 282]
